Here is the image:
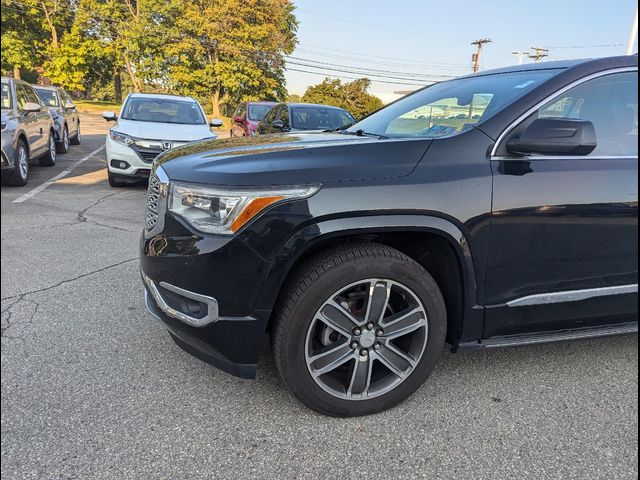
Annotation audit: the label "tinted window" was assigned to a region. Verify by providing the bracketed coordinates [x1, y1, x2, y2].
[348, 70, 558, 138]
[262, 106, 278, 125]
[1, 82, 11, 109]
[248, 104, 273, 121]
[34, 88, 59, 107]
[538, 71, 638, 156]
[16, 84, 40, 108]
[290, 106, 354, 130]
[121, 97, 205, 125]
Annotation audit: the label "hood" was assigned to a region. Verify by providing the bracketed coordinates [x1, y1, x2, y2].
[156, 132, 431, 186]
[114, 118, 214, 142]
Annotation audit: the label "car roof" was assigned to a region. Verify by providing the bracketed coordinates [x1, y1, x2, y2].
[286, 103, 347, 110]
[247, 101, 277, 105]
[470, 55, 637, 78]
[31, 85, 60, 91]
[127, 92, 198, 102]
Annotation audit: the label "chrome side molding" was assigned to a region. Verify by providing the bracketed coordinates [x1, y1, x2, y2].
[143, 273, 219, 327]
[507, 284, 638, 308]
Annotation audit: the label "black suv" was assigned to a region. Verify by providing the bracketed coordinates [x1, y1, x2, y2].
[141, 56, 638, 417]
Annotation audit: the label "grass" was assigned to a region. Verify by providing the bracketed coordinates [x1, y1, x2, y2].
[74, 100, 122, 114]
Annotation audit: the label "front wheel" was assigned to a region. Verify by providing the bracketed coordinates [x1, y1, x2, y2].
[272, 243, 447, 417]
[2, 139, 30, 186]
[56, 126, 70, 153]
[39, 133, 56, 166]
[70, 123, 81, 145]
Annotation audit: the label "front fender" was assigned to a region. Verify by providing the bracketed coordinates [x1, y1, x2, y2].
[252, 214, 480, 319]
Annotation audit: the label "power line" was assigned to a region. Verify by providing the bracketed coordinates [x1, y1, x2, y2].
[471, 38, 492, 73]
[285, 67, 432, 87]
[529, 46, 550, 62]
[285, 56, 456, 79]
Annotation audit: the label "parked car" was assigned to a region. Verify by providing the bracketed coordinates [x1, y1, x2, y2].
[140, 55, 638, 417]
[103, 93, 222, 187]
[1, 77, 57, 186]
[231, 101, 277, 137]
[33, 85, 80, 154]
[256, 103, 355, 135]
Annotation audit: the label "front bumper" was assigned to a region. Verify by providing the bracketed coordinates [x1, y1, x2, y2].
[140, 221, 273, 379]
[1, 132, 15, 170]
[106, 135, 152, 177]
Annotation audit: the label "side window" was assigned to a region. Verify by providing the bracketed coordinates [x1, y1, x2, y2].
[60, 89, 73, 106]
[263, 107, 277, 124]
[16, 84, 30, 109]
[280, 106, 290, 126]
[23, 85, 42, 105]
[538, 71, 638, 156]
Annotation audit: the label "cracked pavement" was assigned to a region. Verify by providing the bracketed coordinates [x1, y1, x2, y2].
[1, 114, 638, 480]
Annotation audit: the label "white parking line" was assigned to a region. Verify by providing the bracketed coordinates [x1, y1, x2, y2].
[13, 146, 106, 204]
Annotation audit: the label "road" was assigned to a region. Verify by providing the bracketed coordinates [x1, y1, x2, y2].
[1, 114, 638, 480]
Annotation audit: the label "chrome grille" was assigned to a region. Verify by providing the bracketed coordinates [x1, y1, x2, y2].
[145, 174, 161, 230]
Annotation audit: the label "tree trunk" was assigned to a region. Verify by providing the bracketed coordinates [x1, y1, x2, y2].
[114, 69, 122, 104]
[13, 66, 21, 80]
[211, 88, 222, 118]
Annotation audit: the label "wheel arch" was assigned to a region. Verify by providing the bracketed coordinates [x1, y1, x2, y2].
[260, 214, 483, 347]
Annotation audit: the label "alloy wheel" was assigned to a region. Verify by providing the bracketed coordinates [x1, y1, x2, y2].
[63, 128, 69, 150]
[305, 278, 428, 400]
[17, 146, 28, 180]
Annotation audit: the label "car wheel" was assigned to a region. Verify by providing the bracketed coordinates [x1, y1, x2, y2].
[107, 169, 126, 188]
[272, 243, 447, 417]
[2, 139, 30, 186]
[56, 126, 70, 153]
[70, 123, 81, 145]
[39, 132, 57, 166]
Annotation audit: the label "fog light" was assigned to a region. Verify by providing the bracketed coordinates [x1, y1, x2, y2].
[110, 160, 130, 170]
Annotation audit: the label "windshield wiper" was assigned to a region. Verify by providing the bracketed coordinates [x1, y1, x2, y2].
[340, 129, 388, 139]
[325, 122, 355, 133]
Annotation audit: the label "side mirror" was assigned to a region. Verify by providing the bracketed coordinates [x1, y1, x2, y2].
[507, 118, 597, 156]
[272, 119, 286, 131]
[22, 102, 42, 113]
[209, 118, 224, 128]
[102, 111, 117, 122]
[233, 115, 244, 124]
[64, 101, 75, 110]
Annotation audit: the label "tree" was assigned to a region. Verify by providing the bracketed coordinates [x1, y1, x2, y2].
[302, 78, 384, 119]
[1, 0, 49, 79]
[166, 0, 298, 117]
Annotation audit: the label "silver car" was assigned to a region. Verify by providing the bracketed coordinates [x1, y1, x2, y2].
[33, 85, 81, 154]
[1, 77, 57, 186]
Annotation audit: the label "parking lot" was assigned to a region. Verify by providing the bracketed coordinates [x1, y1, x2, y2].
[0, 113, 637, 479]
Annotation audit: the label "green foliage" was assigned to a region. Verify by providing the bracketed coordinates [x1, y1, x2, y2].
[165, 0, 298, 115]
[302, 78, 384, 120]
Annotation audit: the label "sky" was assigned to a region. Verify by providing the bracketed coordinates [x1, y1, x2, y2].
[286, 0, 639, 102]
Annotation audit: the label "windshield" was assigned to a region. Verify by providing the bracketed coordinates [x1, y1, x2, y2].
[347, 70, 559, 138]
[34, 88, 59, 107]
[1, 82, 11, 109]
[248, 104, 274, 121]
[291, 106, 355, 130]
[121, 97, 205, 125]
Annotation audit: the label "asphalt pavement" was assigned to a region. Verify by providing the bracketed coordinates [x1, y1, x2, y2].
[1, 113, 638, 479]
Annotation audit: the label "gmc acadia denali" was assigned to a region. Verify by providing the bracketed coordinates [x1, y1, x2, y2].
[140, 56, 638, 417]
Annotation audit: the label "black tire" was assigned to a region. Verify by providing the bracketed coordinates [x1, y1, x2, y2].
[56, 125, 70, 153]
[107, 169, 127, 188]
[39, 132, 56, 166]
[70, 123, 81, 145]
[272, 243, 447, 417]
[2, 139, 30, 186]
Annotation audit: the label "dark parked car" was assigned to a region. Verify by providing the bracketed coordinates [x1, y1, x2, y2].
[256, 103, 355, 135]
[141, 56, 638, 417]
[1, 77, 57, 186]
[33, 85, 81, 153]
[231, 101, 277, 137]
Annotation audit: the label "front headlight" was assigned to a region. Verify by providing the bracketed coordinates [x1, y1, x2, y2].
[168, 183, 320, 235]
[109, 130, 135, 146]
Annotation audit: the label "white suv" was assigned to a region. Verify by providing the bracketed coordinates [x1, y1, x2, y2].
[103, 93, 222, 187]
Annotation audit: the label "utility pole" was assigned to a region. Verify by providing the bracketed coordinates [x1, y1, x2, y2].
[471, 38, 492, 73]
[529, 47, 549, 63]
[626, 6, 638, 55]
[512, 51, 529, 65]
